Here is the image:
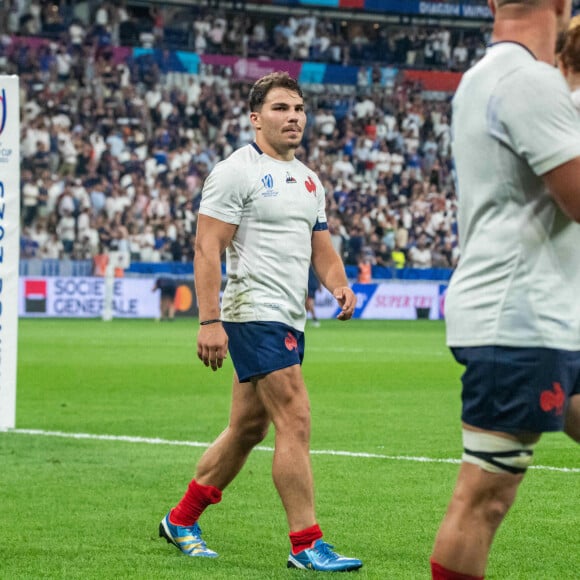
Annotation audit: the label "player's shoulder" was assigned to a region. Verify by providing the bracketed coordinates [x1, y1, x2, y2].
[490, 43, 564, 89]
[509, 58, 562, 88]
[217, 143, 260, 169]
[208, 144, 261, 183]
[291, 156, 322, 181]
[468, 43, 559, 86]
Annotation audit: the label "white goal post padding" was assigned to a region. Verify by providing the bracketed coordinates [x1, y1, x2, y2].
[0, 76, 20, 430]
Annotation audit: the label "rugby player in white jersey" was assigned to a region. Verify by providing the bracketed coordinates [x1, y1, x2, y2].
[430, 1, 580, 579]
[158, 72, 361, 572]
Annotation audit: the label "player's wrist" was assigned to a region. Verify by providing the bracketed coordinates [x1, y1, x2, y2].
[200, 318, 222, 326]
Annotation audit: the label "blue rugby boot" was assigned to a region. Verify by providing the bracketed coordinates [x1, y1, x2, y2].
[287, 539, 362, 572]
[159, 512, 218, 558]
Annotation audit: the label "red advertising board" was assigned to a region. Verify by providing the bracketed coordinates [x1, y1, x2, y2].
[403, 70, 463, 93]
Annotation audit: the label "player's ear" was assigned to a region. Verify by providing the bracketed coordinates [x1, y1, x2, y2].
[250, 111, 261, 129]
[554, 0, 568, 19]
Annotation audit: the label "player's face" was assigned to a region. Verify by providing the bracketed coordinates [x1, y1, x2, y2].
[251, 87, 306, 161]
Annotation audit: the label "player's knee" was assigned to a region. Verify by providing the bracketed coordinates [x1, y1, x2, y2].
[234, 419, 270, 448]
[272, 392, 311, 436]
[462, 429, 536, 475]
[483, 495, 514, 529]
[452, 491, 514, 533]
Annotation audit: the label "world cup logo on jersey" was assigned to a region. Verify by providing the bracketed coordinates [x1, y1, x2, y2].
[261, 173, 278, 197]
[0, 89, 7, 136]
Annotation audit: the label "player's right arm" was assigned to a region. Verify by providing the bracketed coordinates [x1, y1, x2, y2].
[194, 214, 237, 371]
[543, 158, 580, 223]
[496, 66, 580, 223]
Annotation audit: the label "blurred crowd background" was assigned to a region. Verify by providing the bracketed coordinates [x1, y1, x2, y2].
[8, 0, 501, 273]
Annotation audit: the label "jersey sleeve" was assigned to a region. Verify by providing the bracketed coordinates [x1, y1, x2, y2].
[313, 175, 328, 231]
[199, 159, 247, 225]
[493, 65, 580, 176]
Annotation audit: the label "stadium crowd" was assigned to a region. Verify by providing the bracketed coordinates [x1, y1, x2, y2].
[12, 0, 468, 272]
[2, 0, 491, 70]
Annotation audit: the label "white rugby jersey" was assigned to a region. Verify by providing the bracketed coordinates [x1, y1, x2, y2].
[199, 142, 327, 331]
[446, 42, 580, 350]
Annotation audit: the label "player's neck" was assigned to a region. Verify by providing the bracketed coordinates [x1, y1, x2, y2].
[254, 138, 296, 162]
[492, 8, 558, 65]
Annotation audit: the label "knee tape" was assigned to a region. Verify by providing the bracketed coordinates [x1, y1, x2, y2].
[462, 429, 535, 474]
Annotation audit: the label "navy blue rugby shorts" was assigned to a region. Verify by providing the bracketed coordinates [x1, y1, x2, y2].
[222, 321, 305, 383]
[452, 346, 580, 433]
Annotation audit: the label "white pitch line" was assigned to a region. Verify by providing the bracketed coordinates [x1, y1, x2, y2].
[3, 428, 579, 474]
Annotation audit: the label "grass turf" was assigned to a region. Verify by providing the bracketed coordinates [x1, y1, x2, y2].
[1, 318, 578, 579]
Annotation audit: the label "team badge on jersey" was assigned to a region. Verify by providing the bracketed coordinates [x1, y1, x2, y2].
[305, 176, 317, 196]
[261, 173, 278, 197]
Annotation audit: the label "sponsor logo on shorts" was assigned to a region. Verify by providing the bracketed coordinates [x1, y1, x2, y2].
[539, 382, 565, 415]
[284, 331, 298, 351]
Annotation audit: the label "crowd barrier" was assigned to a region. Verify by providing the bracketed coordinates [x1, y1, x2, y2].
[19, 260, 454, 282]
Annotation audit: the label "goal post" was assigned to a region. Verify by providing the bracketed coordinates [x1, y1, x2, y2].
[0, 76, 20, 430]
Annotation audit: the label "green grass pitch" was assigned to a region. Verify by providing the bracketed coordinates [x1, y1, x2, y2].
[1, 318, 578, 579]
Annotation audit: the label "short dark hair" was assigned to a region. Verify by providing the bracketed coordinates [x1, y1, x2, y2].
[559, 22, 580, 71]
[248, 72, 304, 112]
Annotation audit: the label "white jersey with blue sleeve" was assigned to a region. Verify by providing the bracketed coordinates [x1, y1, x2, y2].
[446, 42, 580, 350]
[199, 143, 328, 332]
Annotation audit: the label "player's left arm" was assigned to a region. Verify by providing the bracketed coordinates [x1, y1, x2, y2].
[311, 229, 356, 320]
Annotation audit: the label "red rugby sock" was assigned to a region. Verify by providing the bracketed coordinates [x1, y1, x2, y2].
[169, 479, 222, 526]
[430, 559, 484, 580]
[289, 524, 323, 555]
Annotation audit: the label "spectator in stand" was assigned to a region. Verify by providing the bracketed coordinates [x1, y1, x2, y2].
[346, 224, 365, 265]
[394, 218, 409, 253]
[331, 153, 356, 183]
[357, 254, 372, 283]
[374, 241, 392, 268]
[56, 208, 76, 255]
[41, 232, 64, 259]
[21, 227, 40, 258]
[408, 234, 433, 269]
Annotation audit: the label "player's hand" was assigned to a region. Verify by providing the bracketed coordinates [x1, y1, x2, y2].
[197, 324, 228, 371]
[333, 286, 356, 320]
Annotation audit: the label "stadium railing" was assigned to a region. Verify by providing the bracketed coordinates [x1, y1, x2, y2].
[19, 259, 453, 282]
